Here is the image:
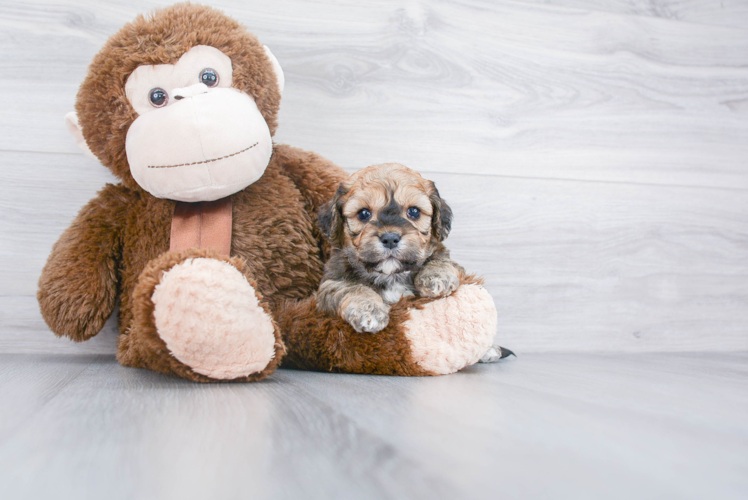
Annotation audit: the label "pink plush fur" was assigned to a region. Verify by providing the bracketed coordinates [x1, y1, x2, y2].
[404, 284, 497, 375]
[152, 258, 277, 379]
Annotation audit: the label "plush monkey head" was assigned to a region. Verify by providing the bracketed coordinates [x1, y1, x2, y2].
[66, 3, 285, 202]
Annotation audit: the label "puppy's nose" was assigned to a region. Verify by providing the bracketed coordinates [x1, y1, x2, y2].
[380, 232, 401, 249]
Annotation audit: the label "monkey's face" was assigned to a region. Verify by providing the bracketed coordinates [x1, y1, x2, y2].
[124, 45, 273, 202]
[320, 164, 453, 275]
[66, 4, 285, 202]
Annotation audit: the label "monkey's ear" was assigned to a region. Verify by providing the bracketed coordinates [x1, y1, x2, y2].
[263, 45, 285, 95]
[429, 183, 453, 241]
[318, 185, 347, 247]
[64, 112, 97, 160]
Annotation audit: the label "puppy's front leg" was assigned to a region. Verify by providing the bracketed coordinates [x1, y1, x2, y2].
[317, 280, 390, 333]
[415, 253, 464, 299]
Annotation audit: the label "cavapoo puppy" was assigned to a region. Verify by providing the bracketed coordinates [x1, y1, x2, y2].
[317, 163, 465, 333]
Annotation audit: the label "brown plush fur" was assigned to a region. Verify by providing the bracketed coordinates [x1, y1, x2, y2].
[279, 274, 485, 376]
[38, 141, 346, 381]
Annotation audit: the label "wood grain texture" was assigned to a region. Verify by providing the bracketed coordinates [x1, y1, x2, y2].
[3, 151, 747, 353]
[0, 352, 746, 499]
[1, 0, 747, 353]
[1, 0, 747, 187]
[521, 1, 748, 30]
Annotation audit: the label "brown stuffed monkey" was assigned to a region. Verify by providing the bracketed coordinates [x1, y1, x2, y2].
[37, 3, 500, 382]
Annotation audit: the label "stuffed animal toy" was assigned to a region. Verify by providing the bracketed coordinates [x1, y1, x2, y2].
[38, 3, 502, 382]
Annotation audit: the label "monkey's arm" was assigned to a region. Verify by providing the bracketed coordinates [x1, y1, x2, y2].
[317, 279, 390, 334]
[38, 184, 132, 341]
[273, 144, 349, 260]
[273, 144, 348, 216]
[414, 245, 465, 299]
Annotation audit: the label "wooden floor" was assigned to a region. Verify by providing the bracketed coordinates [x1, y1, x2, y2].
[0, 352, 746, 500]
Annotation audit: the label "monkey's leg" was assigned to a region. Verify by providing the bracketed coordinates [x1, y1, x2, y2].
[277, 276, 498, 376]
[117, 248, 284, 382]
[276, 295, 431, 375]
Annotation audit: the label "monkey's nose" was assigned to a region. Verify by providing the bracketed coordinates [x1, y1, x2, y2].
[380, 232, 401, 249]
[172, 83, 209, 101]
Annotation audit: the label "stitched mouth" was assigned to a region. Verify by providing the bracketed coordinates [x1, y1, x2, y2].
[147, 142, 259, 169]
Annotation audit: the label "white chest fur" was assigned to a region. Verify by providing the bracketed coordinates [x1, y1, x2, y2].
[380, 281, 416, 304]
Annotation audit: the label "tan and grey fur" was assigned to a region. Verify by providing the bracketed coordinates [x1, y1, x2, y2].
[317, 163, 464, 333]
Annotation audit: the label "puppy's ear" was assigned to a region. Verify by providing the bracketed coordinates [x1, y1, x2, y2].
[318, 184, 348, 247]
[429, 182, 453, 241]
[318, 199, 338, 241]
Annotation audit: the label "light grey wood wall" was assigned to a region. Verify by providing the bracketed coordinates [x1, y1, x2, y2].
[1, 0, 747, 354]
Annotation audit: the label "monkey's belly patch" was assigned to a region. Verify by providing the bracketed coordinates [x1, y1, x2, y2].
[148, 142, 258, 169]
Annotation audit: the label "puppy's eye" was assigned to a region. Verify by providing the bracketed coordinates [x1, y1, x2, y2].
[199, 68, 219, 87]
[407, 207, 421, 220]
[149, 88, 168, 108]
[357, 209, 372, 222]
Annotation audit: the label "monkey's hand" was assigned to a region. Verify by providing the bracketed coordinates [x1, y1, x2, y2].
[415, 259, 461, 299]
[344, 298, 390, 334]
[37, 185, 130, 342]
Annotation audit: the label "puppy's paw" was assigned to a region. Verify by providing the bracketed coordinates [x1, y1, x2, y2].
[344, 300, 390, 333]
[415, 268, 460, 298]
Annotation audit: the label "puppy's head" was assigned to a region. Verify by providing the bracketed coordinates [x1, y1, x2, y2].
[319, 163, 452, 274]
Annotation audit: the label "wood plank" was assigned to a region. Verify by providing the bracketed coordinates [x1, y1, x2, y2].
[0, 353, 102, 444]
[0, 352, 745, 499]
[278, 352, 748, 499]
[434, 171, 748, 353]
[2, 151, 747, 354]
[0, 1, 746, 188]
[0, 355, 456, 500]
[520, 0, 748, 30]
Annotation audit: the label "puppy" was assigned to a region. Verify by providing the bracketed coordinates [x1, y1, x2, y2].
[316, 163, 464, 333]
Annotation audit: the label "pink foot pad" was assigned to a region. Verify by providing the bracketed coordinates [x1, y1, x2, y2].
[404, 284, 498, 375]
[152, 258, 277, 379]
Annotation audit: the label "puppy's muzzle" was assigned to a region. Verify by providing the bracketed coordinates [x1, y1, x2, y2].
[379, 232, 401, 250]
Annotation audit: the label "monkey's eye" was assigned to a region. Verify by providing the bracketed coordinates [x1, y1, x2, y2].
[407, 207, 421, 220]
[357, 209, 372, 222]
[199, 68, 219, 87]
[149, 88, 168, 108]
